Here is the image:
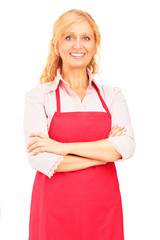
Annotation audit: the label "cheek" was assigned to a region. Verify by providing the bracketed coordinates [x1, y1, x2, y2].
[59, 42, 71, 55]
[85, 41, 96, 52]
[87, 44, 96, 56]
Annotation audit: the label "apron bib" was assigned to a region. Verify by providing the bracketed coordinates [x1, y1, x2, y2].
[29, 81, 124, 240]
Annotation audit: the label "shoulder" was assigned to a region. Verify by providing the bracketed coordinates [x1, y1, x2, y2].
[100, 83, 121, 97]
[25, 81, 56, 104]
[95, 80, 123, 105]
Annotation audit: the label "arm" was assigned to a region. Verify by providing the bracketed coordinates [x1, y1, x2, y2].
[27, 125, 126, 166]
[27, 126, 124, 174]
[106, 87, 135, 160]
[23, 86, 65, 178]
[55, 154, 106, 172]
[65, 139, 122, 163]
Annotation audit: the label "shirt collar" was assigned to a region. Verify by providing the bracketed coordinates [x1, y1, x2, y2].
[47, 67, 100, 92]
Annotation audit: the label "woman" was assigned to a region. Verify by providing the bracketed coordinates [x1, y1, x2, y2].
[23, 9, 135, 240]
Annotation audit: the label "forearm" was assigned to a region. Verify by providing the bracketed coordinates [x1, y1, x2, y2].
[66, 139, 122, 163]
[55, 154, 106, 172]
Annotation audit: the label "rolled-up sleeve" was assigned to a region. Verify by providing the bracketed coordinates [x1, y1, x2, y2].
[23, 86, 64, 178]
[106, 87, 135, 160]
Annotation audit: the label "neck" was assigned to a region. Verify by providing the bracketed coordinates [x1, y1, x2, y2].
[61, 66, 89, 90]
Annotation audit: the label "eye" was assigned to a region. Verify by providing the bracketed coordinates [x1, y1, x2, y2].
[83, 36, 90, 41]
[65, 36, 73, 40]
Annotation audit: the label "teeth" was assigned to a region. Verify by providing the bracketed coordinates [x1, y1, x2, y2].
[70, 53, 85, 57]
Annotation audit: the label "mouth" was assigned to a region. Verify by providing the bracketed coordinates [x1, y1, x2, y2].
[70, 53, 85, 58]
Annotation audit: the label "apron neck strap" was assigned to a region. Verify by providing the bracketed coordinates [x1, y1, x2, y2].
[55, 82, 110, 115]
[55, 84, 61, 113]
[92, 81, 111, 115]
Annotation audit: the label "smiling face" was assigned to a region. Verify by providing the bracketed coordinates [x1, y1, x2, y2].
[57, 20, 96, 70]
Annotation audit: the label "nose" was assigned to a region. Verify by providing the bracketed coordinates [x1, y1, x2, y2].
[73, 37, 82, 49]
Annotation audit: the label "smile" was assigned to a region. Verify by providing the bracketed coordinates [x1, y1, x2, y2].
[70, 53, 85, 58]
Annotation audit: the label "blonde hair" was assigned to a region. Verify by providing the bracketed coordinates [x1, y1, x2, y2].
[39, 9, 101, 84]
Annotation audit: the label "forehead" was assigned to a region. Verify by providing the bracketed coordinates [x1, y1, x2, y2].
[63, 20, 94, 36]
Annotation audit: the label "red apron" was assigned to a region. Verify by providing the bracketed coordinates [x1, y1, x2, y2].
[29, 81, 124, 240]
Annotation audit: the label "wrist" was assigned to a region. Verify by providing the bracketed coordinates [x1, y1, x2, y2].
[59, 142, 73, 155]
[65, 142, 73, 155]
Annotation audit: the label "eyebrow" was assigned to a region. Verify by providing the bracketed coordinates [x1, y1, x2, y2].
[63, 32, 94, 37]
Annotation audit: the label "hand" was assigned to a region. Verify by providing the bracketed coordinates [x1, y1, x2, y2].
[26, 132, 68, 156]
[108, 125, 127, 138]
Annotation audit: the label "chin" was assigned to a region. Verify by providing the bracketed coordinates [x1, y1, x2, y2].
[68, 61, 90, 69]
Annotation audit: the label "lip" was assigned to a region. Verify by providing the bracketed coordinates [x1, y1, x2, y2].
[70, 53, 86, 58]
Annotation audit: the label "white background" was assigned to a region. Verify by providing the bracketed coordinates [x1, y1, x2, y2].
[0, 0, 160, 239]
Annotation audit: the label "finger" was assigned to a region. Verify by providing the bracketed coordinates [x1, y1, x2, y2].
[109, 126, 125, 136]
[27, 139, 37, 149]
[27, 138, 42, 149]
[109, 125, 118, 134]
[112, 126, 125, 132]
[29, 132, 47, 139]
[114, 129, 127, 136]
[32, 147, 45, 156]
[108, 128, 126, 137]
[27, 141, 44, 153]
[111, 129, 127, 137]
[110, 125, 125, 134]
